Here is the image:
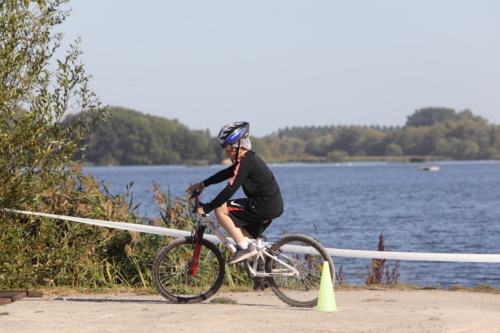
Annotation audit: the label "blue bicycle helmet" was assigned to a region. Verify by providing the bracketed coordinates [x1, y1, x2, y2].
[218, 122, 250, 146]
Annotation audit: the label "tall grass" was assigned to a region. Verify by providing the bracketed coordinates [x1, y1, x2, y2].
[1, 176, 254, 290]
[1, 171, 160, 289]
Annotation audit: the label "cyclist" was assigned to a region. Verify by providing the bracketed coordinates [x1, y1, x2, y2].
[186, 121, 284, 269]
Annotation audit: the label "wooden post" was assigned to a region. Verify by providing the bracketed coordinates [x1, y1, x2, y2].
[0, 291, 43, 305]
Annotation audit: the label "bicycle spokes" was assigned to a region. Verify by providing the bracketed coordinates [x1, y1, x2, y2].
[266, 234, 334, 308]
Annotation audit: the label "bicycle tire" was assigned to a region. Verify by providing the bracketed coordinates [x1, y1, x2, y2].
[152, 236, 225, 303]
[266, 234, 335, 308]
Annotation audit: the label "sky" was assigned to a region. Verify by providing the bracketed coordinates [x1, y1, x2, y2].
[58, 0, 500, 137]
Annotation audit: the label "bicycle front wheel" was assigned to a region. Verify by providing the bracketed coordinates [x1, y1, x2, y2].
[152, 236, 225, 303]
[266, 234, 334, 308]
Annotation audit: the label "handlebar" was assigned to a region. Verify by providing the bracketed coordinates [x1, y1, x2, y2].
[190, 189, 206, 217]
[190, 189, 201, 201]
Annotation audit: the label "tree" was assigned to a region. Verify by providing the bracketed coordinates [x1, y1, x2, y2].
[406, 107, 456, 127]
[326, 150, 347, 163]
[263, 108, 499, 161]
[328, 126, 385, 156]
[1, 0, 107, 207]
[0, 0, 107, 200]
[251, 136, 273, 159]
[386, 143, 403, 156]
[0, 0, 147, 289]
[305, 135, 335, 156]
[69, 106, 218, 165]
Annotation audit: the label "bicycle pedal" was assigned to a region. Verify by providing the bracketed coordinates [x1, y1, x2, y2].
[252, 279, 270, 291]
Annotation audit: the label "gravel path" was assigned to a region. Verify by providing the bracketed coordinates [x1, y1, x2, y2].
[2, 289, 499, 332]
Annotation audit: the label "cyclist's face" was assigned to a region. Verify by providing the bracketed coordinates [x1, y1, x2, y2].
[222, 146, 245, 160]
[223, 146, 237, 159]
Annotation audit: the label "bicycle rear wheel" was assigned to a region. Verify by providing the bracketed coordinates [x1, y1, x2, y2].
[266, 234, 334, 308]
[152, 236, 225, 303]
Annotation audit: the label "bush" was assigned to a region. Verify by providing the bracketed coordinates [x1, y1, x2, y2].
[326, 150, 348, 163]
[0, 0, 160, 289]
[386, 143, 403, 156]
[1, 174, 163, 289]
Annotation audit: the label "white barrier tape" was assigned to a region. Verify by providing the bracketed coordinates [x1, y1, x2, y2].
[325, 248, 500, 263]
[2, 209, 220, 243]
[4, 209, 500, 263]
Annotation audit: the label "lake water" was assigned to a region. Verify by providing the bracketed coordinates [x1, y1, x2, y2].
[83, 160, 500, 289]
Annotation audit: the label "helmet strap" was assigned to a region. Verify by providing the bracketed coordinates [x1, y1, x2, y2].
[232, 140, 241, 165]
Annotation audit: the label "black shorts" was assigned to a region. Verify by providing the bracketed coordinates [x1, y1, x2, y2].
[227, 198, 277, 239]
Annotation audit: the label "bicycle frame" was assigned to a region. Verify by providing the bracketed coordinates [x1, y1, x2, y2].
[189, 193, 300, 279]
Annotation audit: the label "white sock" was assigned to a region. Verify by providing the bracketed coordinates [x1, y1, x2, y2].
[237, 241, 248, 250]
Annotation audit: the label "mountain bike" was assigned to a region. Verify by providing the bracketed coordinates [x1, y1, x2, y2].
[151, 191, 334, 307]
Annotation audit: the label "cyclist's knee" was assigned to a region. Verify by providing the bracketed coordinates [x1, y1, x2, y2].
[214, 203, 229, 216]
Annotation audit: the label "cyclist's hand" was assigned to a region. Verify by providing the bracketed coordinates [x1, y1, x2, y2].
[186, 182, 204, 195]
[197, 207, 206, 217]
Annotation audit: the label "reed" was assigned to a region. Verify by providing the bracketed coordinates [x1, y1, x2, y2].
[364, 233, 401, 286]
[0, 171, 163, 289]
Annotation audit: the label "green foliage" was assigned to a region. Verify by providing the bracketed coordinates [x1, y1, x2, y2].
[209, 297, 238, 304]
[66, 106, 219, 166]
[386, 143, 403, 156]
[476, 284, 495, 292]
[0, 0, 163, 290]
[250, 136, 273, 159]
[150, 181, 196, 231]
[73, 105, 500, 164]
[1, 0, 106, 209]
[1, 175, 163, 289]
[449, 285, 468, 291]
[265, 108, 500, 161]
[406, 107, 485, 127]
[276, 124, 401, 138]
[406, 107, 457, 127]
[326, 150, 347, 163]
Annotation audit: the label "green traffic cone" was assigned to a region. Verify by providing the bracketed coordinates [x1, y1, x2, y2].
[316, 261, 338, 312]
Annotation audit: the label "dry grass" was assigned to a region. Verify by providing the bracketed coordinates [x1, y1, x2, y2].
[28, 282, 500, 298]
[209, 297, 238, 304]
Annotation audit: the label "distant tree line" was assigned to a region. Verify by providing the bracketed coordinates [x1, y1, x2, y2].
[75, 107, 500, 166]
[253, 107, 500, 161]
[66, 107, 223, 166]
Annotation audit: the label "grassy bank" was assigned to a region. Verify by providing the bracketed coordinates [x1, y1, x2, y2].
[31, 283, 500, 296]
[261, 155, 449, 164]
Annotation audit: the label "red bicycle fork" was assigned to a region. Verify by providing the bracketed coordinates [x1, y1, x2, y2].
[188, 192, 207, 275]
[188, 230, 202, 275]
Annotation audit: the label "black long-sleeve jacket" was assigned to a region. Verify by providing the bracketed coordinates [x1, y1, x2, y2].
[201, 151, 283, 216]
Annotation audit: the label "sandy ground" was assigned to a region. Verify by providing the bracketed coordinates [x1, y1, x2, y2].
[1, 289, 499, 333]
